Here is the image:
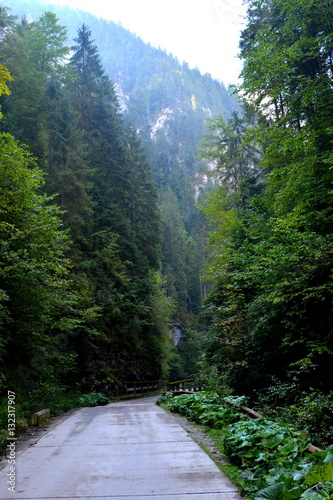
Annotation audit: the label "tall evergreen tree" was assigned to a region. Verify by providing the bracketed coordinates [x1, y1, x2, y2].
[69, 24, 127, 243]
[43, 80, 92, 247]
[160, 188, 189, 310]
[68, 24, 168, 383]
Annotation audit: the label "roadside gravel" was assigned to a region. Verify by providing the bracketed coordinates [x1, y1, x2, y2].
[168, 410, 229, 467]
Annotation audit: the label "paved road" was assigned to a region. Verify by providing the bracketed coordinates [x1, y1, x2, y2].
[0, 396, 242, 499]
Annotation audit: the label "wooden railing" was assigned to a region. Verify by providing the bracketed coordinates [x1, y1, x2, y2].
[166, 377, 203, 394]
[111, 380, 161, 396]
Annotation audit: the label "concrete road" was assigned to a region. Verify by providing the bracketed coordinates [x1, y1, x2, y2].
[0, 396, 243, 499]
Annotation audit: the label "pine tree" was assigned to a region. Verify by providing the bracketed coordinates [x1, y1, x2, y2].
[43, 79, 93, 247]
[68, 24, 168, 382]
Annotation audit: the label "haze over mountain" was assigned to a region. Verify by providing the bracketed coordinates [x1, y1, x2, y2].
[1, 0, 240, 384]
[4, 0, 239, 196]
[41, 0, 246, 85]
[3, 0, 239, 310]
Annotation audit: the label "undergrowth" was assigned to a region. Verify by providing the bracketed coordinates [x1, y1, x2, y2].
[253, 385, 333, 449]
[157, 391, 333, 500]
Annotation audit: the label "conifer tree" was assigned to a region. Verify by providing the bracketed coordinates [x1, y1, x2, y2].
[68, 24, 167, 382]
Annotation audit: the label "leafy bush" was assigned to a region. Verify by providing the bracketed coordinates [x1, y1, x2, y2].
[253, 451, 333, 500]
[156, 392, 175, 406]
[157, 391, 333, 499]
[157, 391, 243, 427]
[255, 386, 333, 448]
[77, 392, 111, 407]
[224, 419, 310, 468]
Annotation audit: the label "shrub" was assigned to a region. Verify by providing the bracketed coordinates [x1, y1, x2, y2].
[157, 391, 333, 499]
[157, 391, 243, 427]
[77, 392, 111, 407]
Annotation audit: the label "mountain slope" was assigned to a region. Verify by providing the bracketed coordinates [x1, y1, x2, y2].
[3, 0, 240, 378]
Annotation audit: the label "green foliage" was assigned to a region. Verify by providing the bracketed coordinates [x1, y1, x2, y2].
[255, 387, 333, 448]
[77, 392, 111, 407]
[26, 11, 69, 74]
[0, 64, 13, 117]
[198, 0, 333, 400]
[254, 482, 289, 500]
[1, 0, 241, 397]
[198, 111, 261, 207]
[0, 132, 76, 377]
[156, 391, 175, 406]
[0, 6, 176, 410]
[160, 188, 192, 310]
[225, 422, 333, 498]
[157, 391, 243, 428]
[224, 419, 310, 468]
[159, 391, 333, 500]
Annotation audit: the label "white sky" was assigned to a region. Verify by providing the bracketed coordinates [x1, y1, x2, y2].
[40, 0, 248, 85]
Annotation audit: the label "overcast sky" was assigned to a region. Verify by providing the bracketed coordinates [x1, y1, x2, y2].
[40, 0, 248, 85]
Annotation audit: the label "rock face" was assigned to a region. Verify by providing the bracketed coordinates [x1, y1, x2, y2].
[170, 322, 183, 346]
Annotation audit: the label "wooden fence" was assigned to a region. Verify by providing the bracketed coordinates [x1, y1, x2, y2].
[111, 380, 161, 396]
[166, 377, 203, 394]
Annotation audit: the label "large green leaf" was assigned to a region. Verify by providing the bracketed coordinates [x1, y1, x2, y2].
[255, 482, 287, 500]
[301, 481, 333, 499]
[305, 463, 333, 487]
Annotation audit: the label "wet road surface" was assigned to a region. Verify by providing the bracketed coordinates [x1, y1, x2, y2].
[0, 396, 243, 499]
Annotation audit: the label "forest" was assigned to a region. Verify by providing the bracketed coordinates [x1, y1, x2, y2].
[0, 0, 333, 462]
